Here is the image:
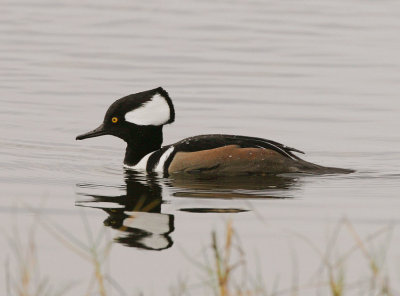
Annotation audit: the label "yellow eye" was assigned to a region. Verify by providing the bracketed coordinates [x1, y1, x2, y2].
[111, 117, 118, 123]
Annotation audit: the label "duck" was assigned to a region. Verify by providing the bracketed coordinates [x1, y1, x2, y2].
[76, 87, 354, 176]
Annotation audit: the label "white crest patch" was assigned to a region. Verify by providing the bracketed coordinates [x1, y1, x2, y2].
[125, 94, 171, 126]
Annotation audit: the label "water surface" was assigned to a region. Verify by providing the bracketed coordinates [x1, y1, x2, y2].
[1, 0, 400, 295]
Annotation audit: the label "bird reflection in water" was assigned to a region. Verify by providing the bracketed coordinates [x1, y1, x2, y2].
[77, 171, 174, 251]
[77, 170, 299, 251]
[169, 173, 299, 200]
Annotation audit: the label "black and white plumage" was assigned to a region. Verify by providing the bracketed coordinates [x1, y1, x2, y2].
[76, 87, 353, 176]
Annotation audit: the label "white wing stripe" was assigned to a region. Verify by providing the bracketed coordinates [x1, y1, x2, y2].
[155, 146, 175, 172]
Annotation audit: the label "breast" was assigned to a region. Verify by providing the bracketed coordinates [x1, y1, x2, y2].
[168, 145, 301, 175]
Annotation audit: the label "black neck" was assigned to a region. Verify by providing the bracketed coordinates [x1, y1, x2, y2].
[123, 126, 163, 166]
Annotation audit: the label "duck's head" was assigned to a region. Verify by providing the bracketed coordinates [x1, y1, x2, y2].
[76, 87, 175, 144]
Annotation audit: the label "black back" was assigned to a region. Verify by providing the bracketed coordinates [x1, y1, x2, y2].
[146, 134, 305, 175]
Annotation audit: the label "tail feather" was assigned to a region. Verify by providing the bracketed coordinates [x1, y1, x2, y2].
[295, 160, 355, 174]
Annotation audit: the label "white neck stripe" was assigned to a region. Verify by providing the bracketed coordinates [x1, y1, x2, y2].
[125, 151, 154, 171]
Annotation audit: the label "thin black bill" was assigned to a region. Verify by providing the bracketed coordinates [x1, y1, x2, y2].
[76, 124, 108, 140]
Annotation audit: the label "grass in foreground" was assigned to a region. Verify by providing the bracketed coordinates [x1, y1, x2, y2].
[4, 209, 398, 296]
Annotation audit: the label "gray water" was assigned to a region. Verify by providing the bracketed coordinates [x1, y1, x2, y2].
[1, 0, 400, 295]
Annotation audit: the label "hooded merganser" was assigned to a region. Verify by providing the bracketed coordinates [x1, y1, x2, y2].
[76, 87, 353, 176]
